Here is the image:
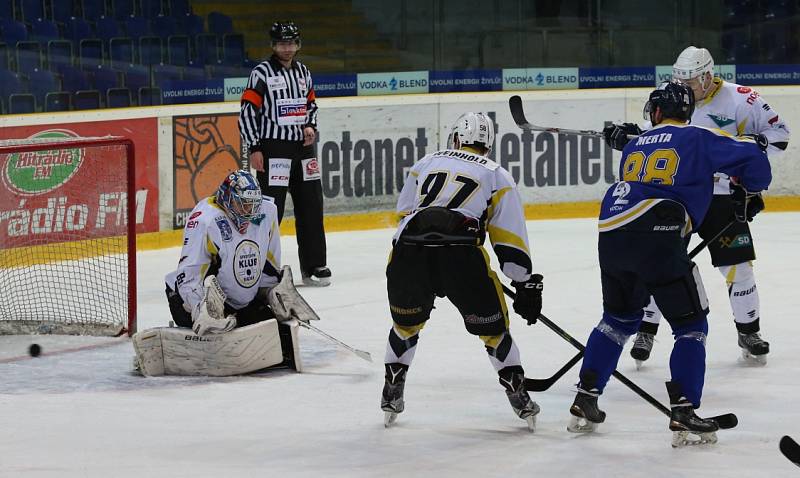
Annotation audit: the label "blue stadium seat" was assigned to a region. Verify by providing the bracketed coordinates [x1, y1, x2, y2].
[207, 12, 233, 36]
[27, 67, 57, 107]
[1, 19, 29, 46]
[0, 69, 25, 100]
[0, 1, 14, 20]
[0, 42, 9, 70]
[179, 13, 204, 37]
[65, 17, 93, 50]
[47, 40, 73, 70]
[152, 62, 180, 83]
[182, 65, 205, 80]
[9, 93, 36, 113]
[112, 0, 136, 20]
[151, 14, 176, 39]
[72, 89, 101, 109]
[79, 38, 103, 68]
[106, 87, 131, 107]
[31, 18, 60, 43]
[138, 86, 161, 105]
[141, 0, 162, 18]
[123, 64, 150, 92]
[81, 0, 106, 22]
[222, 33, 244, 66]
[96, 15, 122, 43]
[170, 0, 191, 16]
[52, 0, 78, 24]
[110, 37, 134, 68]
[45, 91, 71, 111]
[138, 36, 162, 64]
[91, 64, 120, 95]
[59, 64, 90, 92]
[194, 33, 219, 65]
[17, 41, 43, 75]
[167, 35, 189, 66]
[20, 0, 44, 22]
[124, 15, 150, 39]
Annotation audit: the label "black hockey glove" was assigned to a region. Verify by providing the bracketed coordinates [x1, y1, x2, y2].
[731, 183, 765, 223]
[744, 133, 769, 151]
[511, 274, 543, 325]
[602, 123, 642, 151]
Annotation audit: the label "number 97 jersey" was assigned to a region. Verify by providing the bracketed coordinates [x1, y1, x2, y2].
[393, 148, 532, 283]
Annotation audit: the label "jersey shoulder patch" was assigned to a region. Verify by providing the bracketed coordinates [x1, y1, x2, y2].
[736, 86, 752, 94]
[214, 215, 234, 242]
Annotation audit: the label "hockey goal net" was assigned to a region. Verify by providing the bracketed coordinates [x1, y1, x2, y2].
[0, 134, 137, 336]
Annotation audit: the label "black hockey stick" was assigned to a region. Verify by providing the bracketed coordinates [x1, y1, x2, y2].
[509, 95, 638, 139]
[504, 285, 737, 428]
[780, 436, 800, 468]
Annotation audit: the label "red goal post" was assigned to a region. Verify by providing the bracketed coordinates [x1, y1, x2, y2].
[0, 134, 137, 336]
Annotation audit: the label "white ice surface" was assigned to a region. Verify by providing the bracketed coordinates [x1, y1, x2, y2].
[2, 213, 799, 477]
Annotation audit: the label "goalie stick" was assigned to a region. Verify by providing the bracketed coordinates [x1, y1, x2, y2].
[508, 95, 638, 139]
[297, 320, 372, 363]
[503, 285, 737, 429]
[780, 435, 800, 468]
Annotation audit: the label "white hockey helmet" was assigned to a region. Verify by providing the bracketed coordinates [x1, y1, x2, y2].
[672, 46, 714, 81]
[447, 112, 495, 154]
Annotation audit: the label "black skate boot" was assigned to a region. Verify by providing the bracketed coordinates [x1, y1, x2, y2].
[302, 266, 331, 287]
[630, 332, 655, 369]
[382, 363, 408, 427]
[568, 370, 606, 433]
[666, 381, 719, 447]
[738, 331, 769, 365]
[498, 366, 540, 432]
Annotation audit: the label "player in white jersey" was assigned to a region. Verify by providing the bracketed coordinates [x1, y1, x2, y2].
[164, 170, 287, 338]
[381, 112, 545, 430]
[603, 46, 790, 366]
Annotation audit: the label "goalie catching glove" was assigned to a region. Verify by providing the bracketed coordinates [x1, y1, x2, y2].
[730, 182, 765, 223]
[602, 123, 642, 151]
[511, 274, 544, 325]
[192, 275, 237, 336]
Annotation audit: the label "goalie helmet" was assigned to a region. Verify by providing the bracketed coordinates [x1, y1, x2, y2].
[216, 170, 263, 230]
[270, 21, 300, 44]
[447, 112, 495, 155]
[672, 46, 714, 81]
[643, 81, 695, 123]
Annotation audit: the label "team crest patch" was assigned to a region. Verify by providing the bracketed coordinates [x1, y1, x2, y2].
[215, 216, 233, 241]
[234, 240, 261, 288]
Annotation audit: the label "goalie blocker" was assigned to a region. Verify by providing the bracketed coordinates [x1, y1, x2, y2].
[134, 265, 319, 376]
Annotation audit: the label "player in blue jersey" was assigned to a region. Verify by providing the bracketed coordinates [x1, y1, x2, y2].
[568, 82, 771, 446]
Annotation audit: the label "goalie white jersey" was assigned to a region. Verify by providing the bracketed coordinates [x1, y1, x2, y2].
[165, 196, 282, 312]
[394, 148, 533, 283]
[690, 78, 790, 194]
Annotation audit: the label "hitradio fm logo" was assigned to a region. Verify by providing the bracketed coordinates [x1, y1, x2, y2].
[2, 129, 85, 196]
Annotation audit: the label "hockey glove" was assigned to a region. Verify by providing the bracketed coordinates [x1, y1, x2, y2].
[602, 123, 642, 151]
[744, 133, 769, 152]
[511, 274, 544, 325]
[731, 183, 765, 223]
[192, 275, 237, 335]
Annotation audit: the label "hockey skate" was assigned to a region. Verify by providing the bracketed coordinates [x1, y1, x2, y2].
[666, 381, 719, 447]
[738, 331, 769, 365]
[499, 366, 540, 432]
[568, 387, 606, 433]
[630, 332, 655, 370]
[301, 266, 331, 287]
[382, 363, 408, 427]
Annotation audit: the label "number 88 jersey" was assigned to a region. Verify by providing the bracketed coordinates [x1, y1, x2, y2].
[393, 148, 533, 283]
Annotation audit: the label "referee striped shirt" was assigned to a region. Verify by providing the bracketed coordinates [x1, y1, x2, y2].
[239, 55, 319, 148]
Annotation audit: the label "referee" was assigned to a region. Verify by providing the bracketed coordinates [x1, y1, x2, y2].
[239, 21, 331, 287]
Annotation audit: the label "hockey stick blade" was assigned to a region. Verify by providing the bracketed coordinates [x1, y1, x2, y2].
[297, 320, 372, 362]
[780, 435, 800, 467]
[508, 95, 607, 138]
[710, 413, 738, 430]
[524, 350, 583, 392]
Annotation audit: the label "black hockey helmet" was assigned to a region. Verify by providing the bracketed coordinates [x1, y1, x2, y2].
[643, 80, 695, 122]
[270, 21, 300, 44]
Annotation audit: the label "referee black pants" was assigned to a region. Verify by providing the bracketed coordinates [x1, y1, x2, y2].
[255, 139, 327, 275]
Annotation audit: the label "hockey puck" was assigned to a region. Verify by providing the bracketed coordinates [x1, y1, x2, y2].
[29, 343, 42, 357]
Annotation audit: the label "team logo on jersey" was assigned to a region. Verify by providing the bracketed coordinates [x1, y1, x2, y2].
[707, 114, 736, 128]
[737, 86, 752, 94]
[718, 233, 751, 249]
[233, 240, 261, 288]
[215, 216, 233, 241]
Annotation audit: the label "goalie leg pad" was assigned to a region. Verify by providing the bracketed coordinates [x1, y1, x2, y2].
[268, 265, 321, 322]
[132, 319, 285, 376]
